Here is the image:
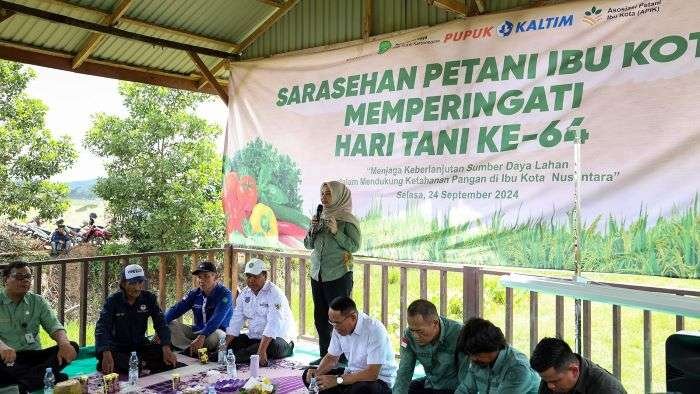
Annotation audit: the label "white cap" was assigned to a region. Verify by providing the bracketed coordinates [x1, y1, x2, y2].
[244, 258, 268, 275]
[123, 264, 145, 282]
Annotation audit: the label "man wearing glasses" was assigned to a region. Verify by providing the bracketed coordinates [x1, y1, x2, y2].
[393, 299, 463, 394]
[225, 258, 296, 365]
[0, 261, 79, 393]
[95, 264, 177, 375]
[303, 296, 396, 393]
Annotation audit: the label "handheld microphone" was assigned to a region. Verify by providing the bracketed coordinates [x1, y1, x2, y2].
[312, 204, 323, 234]
[316, 204, 323, 221]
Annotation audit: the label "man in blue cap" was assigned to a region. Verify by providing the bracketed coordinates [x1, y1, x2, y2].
[95, 264, 177, 374]
[165, 261, 233, 355]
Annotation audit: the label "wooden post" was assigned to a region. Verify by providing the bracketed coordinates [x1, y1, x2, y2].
[555, 295, 564, 338]
[439, 270, 447, 316]
[140, 255, 149, 289]
[299, 259, 307, 336]
[270, 255, 278, 284]
[33, 263, 42, 295]
[58, 262, 67, 324]
[284, 257, 292, 303]
[530, 291, 538, 354]
[102, 260, 109, 302]
[158, 254, 167, 309]
[676, 315, 685, 331]
[612, 304, 621, 379]
[462, 266, 482, 319]
[78, 261, 89, 346]
[399, 267, 407, 336]
[190, 252, 198, 289]
[175, 254, 184, 300]
[583, 300, 592, 359]
[223, 245, 232, 289]
[420, 268, 428, 300]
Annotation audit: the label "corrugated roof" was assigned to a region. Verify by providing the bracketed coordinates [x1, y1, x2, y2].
[0, 0, 579, 100]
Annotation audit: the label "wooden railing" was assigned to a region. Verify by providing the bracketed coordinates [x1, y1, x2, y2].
[9, 245, 700, 393]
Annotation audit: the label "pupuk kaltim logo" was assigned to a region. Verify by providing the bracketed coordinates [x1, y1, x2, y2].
[583, 6, 604, 26]
[497, 15, 574, 38]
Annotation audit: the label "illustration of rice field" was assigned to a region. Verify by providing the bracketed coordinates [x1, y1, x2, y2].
[359, 194, 699, 279]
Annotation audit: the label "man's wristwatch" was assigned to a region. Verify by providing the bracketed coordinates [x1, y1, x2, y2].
[336, 376, 344, 385]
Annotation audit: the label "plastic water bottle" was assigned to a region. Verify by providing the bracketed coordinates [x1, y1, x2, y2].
[218, 336, 227, 366]
[43, 367, 55, 393]
[250, 354, 259, 378]
[128, 351, 139, 385]
[308, 377, 319, 394]
[207, 385, 216, 394]
[225, 349, 237, 377]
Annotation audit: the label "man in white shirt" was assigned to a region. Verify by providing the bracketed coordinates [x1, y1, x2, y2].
[225, 258, 296, 365]
[303, 296, 396, 393]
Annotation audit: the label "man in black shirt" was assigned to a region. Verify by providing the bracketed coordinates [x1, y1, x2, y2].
[94, 264, 177, 374]
[530, 337, 626, 394]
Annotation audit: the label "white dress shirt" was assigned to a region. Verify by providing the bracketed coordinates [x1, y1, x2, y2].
[226, 281, 297, 342]
[328, 312, 397, 387]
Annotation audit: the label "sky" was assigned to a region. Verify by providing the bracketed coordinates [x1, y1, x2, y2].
[25, 66, 229, 182]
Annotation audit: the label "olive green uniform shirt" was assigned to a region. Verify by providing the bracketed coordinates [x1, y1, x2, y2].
[304, 220, 361, 282]
[0, 288, 64, 351]
[393, 316, 463, 394]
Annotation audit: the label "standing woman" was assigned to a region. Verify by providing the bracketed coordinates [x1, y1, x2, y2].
[304, 181, 361, 364]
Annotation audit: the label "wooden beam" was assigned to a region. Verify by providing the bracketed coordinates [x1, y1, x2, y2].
[0, 8, 15, 24]
[362, 0, 372, 41]
[197, 60, 228, 90]
[474, 0, 486, 14]
[72, 0, 132, 69]
[238, 0, 300, 52]
[0, 0, 238, 60]
[427, 0, 467, 17]
[40, 0, 239, 51]
[0, 40, 226, 95]
[188, 51, 228, 105]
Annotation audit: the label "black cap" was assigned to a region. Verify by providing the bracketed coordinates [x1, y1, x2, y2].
[192, 261, 217, 275]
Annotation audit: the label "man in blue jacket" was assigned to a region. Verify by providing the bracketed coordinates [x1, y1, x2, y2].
[94, 264, 177, 375]
[165, 261, 233, 355]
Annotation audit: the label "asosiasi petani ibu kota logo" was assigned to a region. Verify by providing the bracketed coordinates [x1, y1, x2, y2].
[497, 14, 574, 38]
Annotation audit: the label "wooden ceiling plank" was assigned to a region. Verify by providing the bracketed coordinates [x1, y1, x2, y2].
[0, 0, 238, 59]
[0, 40, 226, 95]
[37, 0, 239, 51]
[72, 0, 132, 69]
[188, 51, 228, 105]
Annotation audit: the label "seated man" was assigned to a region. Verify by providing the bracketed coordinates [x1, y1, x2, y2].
[225, 258, 296, 365]
[165, 261, 233, 355]
[530, 337, 626, 393]
[393, 299, 462, 394]
[303, 296, 397, 394]
[455, 317, 540, 394]
[0, 261, 79, 393]
[50, 223, 71, 256]
[95, 264, 177, 375]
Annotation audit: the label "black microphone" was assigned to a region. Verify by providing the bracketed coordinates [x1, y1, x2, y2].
[312, 204, 323, 234]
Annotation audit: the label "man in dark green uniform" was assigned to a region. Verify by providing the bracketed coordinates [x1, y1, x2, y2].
[393, 299, 462, 394]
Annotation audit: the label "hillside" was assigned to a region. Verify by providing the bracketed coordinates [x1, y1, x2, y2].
[67, 178, 97, 199]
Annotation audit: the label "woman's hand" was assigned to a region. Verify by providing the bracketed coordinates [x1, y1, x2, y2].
[327, 217, 337, 234]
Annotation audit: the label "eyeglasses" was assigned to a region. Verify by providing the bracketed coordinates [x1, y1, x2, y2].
[328, 313, 354, 327]
[11, 273, 33, 281]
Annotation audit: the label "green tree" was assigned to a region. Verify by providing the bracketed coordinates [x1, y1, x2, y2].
[0, 60, 77, 219]
[85, 82, 224, 251]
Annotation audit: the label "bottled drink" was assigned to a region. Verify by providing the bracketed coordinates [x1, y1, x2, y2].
[225, 349, 237, 377]
[217, 336, 227, 366]
[128, 351, 139, 386]
[250, 354, 259, 378]
[308, 377, 319, 394]
[43, 367, 55, 393]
